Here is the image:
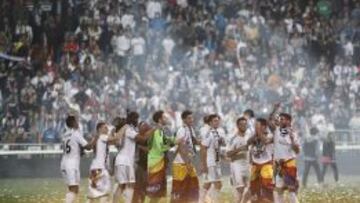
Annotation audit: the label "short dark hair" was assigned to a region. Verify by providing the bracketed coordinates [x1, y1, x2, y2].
[203, 115, 211, 124]
[181, 110, 193, 120]
[236, 117, 247, 125]
[279, 113, 292, 122]
[256, 118, 267, 126]
[153, 110, 164, 123]
[126, 111, 139, 125]
[96, 122, 106, 132]
[112, 117, 126, 132]
[244, 109, 255, 118]
[208, 114, 220, 122]
[66, 115, 77, 129]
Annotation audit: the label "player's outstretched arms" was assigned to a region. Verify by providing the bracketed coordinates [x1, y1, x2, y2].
[82, 134, 98, 150]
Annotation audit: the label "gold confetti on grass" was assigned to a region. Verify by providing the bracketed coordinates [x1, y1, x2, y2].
[0, 178, 360, 203]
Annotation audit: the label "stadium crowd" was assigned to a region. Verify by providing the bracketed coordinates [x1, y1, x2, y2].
[0, 0, 359, 143]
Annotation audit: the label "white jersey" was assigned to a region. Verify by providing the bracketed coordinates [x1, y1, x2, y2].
[250, 133, 273, 165]
[60, 129, 88, 170]
[201, 128, 223, 167]
[217, 127, 227, 139]
[273, 127, 300, 160]
[90, 134, 110, 170]
[199, 124, 210, 141]
[226, 131, 251, 165]
[174, 126, 196, 164]
[115, 125, 138, 167]
[228, 132, 251, 188]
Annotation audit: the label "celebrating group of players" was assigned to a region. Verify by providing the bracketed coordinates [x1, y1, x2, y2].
[60, 103, 301, 203]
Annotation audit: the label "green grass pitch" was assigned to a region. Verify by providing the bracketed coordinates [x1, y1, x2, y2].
[0, 177, 360, 203]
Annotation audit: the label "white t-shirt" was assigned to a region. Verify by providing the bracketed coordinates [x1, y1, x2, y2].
[146, 1, 162, 19]
[121, 14, 135, 29]
[273, 127, 300, 160]
[249, 133, 273, 165]
[113, 35, 130, 56]
[177, 0, 188, 8]
[90, 134, 109, 170]
[162, 38, 175, 55]
[107, 15, 121, 26]
[201, 128, 222, 167]
[115, 125, 138, 166]
[60, 129, 88, 170]
[173, 126, 196, 164]
[131, 37, 146, 56]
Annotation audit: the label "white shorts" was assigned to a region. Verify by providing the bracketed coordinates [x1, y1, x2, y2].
[203, 164, 222, 183]
[230, 161, 249, 188]
[114, 165, 136, 184]
[88, 169, 112, 199]
[61, 168, 80, 186]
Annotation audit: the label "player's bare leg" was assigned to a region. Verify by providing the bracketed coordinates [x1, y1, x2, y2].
[199, 182, 211, 203]
[273, 188, 285, 203]
[234, 187, 244, 203]
[213, 181, 222, 202]
[240, 186, 251, 203]
[112, 184, 125, 203]
[288, 190, 299, 203]
[66, 185, 78, 203]
[123, 183, 135, 203]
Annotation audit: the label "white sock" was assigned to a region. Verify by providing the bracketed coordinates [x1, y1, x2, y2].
[112, 186, 122, 203]
[199, 187, 209, 203]
[65, 192, 77, 203]
[123, 186, 134, 203]
[99, 196, 109, 203]
[289, 192, 299, 203]
[273, 191, 285, 203]
[212, 188, 220, 203]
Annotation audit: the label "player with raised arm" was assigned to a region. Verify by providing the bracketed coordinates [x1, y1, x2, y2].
[87, 122, 120, 203]
[171, 110, 200, 203]
[269, 104, 300, 203]
[112, 112, 155, 203]
[60, 115, 95, 203]
[226, 117, 251, 203]
[247, 118, 274, 203]
[199, 114, 225, 203]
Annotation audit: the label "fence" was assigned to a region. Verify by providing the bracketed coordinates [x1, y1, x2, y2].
[1, 129, 360, 178]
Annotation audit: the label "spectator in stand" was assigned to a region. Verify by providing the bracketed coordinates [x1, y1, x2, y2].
[0, 0, 358, 145]
[42, 124, 60, 143]
[111, 28, 131, 69]
[146, 0, 162, 20]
